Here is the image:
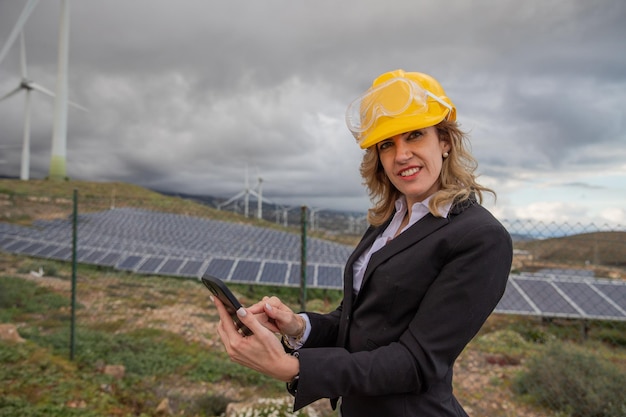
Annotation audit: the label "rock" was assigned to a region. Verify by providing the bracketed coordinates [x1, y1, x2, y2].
[103, 364, 126, 379]
[155, 398, 172, 415]
[0, 323, 25, 343]
[485, 354, 520, 366]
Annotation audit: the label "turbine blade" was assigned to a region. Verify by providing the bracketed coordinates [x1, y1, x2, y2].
[20, 32, 28, 78]
[0, 85, 23, 102]
[28, 82, 56, 98]
[28, 82, 88, 111]
[0, 0, 40, 68]
[68, 100, 88, 112]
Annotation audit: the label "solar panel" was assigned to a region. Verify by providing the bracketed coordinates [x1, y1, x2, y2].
[289, 264, 315, 286]
[81, 249, 108, 264]
[206, 258, 235, 279]
[591, 282, 626, 316]
[317, 265, 344, 288]
[117, 255, 143, 270]
[178, 260, 205, 277]
[231, 260, 261, 282]
[494, 281, 535, 314]
[99, 252, 122, 266]
[76, 248, 94, 262]
[4, 239, 30, 252]
[558, 281, 624, 318]
[21, 242, 45, 255]
[137, 256, 165, 273]
[51, 247, 72, 260]
[512, 278, 580, 316]
[259, 262, 289, 285]
[159, 258, 185, 275]
[0, 236, 16, 248]
[38, 244, 63, 258]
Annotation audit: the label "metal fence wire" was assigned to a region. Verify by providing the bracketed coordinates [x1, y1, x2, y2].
[1, 190, 625, 416]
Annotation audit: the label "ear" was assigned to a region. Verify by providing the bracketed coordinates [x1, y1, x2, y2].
[439, 138, 451, 154]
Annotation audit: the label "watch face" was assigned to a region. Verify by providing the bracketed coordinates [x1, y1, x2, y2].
[287, 375, 299, 395]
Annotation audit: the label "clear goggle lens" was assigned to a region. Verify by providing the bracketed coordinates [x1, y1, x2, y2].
[345, 77, 451, 138]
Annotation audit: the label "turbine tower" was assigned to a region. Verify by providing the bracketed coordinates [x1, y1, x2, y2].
[48, 0, 71, 180]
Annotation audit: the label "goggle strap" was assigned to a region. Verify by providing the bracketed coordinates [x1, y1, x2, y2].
[425, 91, 453, 118]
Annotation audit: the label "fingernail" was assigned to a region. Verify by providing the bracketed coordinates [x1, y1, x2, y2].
[236, 307, 247, 317]
[209, 295, 214, 303]
[265, 303, 273, 311]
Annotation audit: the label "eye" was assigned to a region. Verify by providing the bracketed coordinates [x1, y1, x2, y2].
[377, 140, 393, 151]
[407, 130, 423, 140]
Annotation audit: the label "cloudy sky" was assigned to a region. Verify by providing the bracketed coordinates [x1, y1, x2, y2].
[0, 0, 624, 226]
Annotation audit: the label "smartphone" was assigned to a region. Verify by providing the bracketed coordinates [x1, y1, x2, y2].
[201, 274, 253, 336]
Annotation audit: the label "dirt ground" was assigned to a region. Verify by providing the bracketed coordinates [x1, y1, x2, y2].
[13, 270, 552, 417]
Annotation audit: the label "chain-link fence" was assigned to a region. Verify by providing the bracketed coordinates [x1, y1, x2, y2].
[1, 183, 625, 416]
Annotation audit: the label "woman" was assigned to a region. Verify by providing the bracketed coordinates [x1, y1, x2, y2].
[213, 69, 513, 416]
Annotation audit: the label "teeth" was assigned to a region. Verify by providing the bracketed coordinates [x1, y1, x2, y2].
[400, 168, 419, 177]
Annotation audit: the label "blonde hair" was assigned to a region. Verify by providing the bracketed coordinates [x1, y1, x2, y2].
[360, 120, 495, 226]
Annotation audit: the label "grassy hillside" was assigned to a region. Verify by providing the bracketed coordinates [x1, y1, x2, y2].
[0, 178, 276, 225]
[516, 231, 626, 267]
[0, 178, 361, 246]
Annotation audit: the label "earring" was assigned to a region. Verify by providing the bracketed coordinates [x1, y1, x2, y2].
[443, 152, 449, 158]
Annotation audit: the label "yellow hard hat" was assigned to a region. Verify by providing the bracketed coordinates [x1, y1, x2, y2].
[346, 69, 456, 149]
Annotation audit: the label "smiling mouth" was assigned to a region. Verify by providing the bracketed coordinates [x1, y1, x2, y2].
[399, 167, 420, 177]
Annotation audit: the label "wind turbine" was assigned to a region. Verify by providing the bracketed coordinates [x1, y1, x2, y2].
[0, 0, 84, 180]
[218, 167, 274, 219]
[0, 31, 83, 180]
[0, 0, 41, 180]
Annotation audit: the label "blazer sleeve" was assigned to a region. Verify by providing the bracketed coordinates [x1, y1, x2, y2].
[292, 219, 512, 410]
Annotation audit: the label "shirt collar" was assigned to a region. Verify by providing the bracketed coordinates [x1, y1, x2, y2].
[394, 195, 452, 228]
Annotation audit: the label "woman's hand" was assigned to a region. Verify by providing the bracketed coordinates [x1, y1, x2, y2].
[248, 296, 305, 338]
[212, 296, 299, 382]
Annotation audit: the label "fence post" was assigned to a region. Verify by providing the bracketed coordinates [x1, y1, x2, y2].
[70, 188, 78, 360]
[300, 205, 307, 311]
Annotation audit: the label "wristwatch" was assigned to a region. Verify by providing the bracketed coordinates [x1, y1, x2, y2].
[286, 351, 300, 396]
[287, 374, 299, 396]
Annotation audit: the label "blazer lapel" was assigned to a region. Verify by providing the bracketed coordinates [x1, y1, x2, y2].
[357, 214, 450, 300]
[357, 197, 475, 294]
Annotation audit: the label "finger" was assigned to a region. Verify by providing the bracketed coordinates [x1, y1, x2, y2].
[247, 299, 269, 314]
[264, 301, 293, 322]
[212, 296, 242, 335]
[234, 306, 273, 337]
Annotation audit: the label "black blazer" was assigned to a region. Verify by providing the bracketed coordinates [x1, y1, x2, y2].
[292, 197, 512, 416]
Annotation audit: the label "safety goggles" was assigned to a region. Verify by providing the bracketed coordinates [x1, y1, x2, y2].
[345, 77, 453, 139]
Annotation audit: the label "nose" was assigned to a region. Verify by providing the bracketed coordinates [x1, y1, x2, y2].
[393, 138, 411, 162]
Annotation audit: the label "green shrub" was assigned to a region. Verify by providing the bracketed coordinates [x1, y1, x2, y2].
[590, 321, 626, 348]
[513, 342, 626, 417]
[472, 329, 532, 357]
[0, 276, 70, 322]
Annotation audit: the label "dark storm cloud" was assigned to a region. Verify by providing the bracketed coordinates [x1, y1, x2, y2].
[0, 0, 624, 215]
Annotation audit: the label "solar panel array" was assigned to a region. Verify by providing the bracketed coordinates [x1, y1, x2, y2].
[498, 272, 626, 321]
[1, 208, 625, 321]
[0, 208, 351, 288]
